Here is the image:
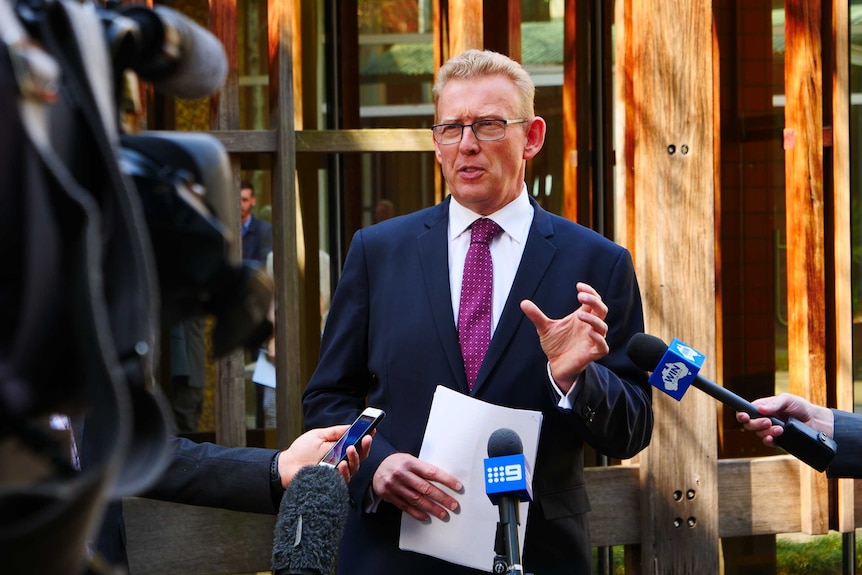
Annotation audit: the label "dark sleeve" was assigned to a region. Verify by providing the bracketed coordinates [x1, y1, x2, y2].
[143, 437, 280, 514]
[567, 248, 654, 460]
[826, 410, 862, 479]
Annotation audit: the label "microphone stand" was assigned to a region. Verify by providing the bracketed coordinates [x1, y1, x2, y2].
[492, 496, 525, 575]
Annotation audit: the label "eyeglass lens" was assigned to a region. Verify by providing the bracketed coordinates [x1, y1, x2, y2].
[434, 120, 506, 143]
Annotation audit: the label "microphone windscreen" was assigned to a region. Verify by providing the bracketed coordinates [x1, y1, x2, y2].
[271, 464, 349, 575]
[487, 428, 523, 458]
[149, 6, 228, 99]
[625, 333, 669, 372]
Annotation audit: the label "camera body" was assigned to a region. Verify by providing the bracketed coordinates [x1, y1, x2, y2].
[121, 131, 273, 357]
[0, 0, 270, 572]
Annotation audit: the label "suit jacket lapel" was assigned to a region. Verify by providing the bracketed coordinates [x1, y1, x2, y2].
[472, 200, 556, 394]
[417, 198, 469, 390]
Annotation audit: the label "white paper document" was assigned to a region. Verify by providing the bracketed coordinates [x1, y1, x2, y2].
[398, 385, 543, 571]
[251, 348, 276, 388]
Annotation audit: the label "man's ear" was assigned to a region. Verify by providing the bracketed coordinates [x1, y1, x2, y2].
[523, 116, 547, 160]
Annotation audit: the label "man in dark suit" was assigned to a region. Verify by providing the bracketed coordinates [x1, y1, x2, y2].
[737, 393, 862, 478]
[241, 180, 273, 266]
[302, 49, 654, 575]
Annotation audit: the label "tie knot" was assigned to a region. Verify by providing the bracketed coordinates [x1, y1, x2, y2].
[470, 218, 502, 245]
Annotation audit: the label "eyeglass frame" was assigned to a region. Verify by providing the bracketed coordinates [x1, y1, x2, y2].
[430, 118, 529, 145]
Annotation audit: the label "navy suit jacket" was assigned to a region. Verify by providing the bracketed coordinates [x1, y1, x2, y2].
[828, 410, 862, 478]
[242, 215, 273, 266]
[144, 438, 278, 513]
[303, 196, 653, 575]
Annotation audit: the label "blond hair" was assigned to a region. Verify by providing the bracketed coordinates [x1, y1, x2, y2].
[432, 49, 535, 119]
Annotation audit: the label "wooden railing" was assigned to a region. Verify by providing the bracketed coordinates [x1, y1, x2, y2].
[125, 455, 860, 575]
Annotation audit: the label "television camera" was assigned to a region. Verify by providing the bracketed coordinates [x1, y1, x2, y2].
[0, 0, 272, 572]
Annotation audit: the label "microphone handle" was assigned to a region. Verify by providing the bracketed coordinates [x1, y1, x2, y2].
[496, 495, 523, 574]
[691, 374, 837, 472]
[691, 375, 784, 426]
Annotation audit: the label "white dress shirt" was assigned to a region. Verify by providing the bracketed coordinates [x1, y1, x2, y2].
[448, 187, 578, 407]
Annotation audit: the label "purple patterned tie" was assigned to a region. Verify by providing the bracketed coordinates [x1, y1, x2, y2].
[458, 218, 502, 390]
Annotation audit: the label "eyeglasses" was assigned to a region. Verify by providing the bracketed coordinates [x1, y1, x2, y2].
[430, 118, 528, 145]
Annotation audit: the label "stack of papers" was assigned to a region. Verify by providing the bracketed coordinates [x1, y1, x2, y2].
[399, 386, 543, 571]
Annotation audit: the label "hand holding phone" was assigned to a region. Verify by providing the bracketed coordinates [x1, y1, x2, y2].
[318, 407, 385, 467]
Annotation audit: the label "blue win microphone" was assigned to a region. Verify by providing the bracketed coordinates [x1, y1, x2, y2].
[485, 428, 532, 575]
[644, 337, 706, 401]
[626, 333, 837, 472]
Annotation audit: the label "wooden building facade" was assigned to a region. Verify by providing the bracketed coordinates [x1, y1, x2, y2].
[125, 1, 862, 574]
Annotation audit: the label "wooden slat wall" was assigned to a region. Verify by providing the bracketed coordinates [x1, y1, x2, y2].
[628, 0, 718, 572]
[127, 458, 856, 575]
[784, 0, 830, 535]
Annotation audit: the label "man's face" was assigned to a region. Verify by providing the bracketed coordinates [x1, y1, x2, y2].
[240, 187, 256, 222]
[433, 74, 545, 215]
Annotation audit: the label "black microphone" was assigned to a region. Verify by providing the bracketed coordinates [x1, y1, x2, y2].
[626, 333, 771, 419]
[271, 464, 349, 575]
[104, 5, 228, 99]
[485, 428, 531, 575]
[626, 332, 837, 472]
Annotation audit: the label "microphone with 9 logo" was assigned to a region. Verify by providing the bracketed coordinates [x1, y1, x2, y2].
[484, 428, 532, 575]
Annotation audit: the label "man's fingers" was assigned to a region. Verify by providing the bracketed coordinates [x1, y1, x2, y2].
[375, 455, 461, 521]
[519, 299, 547, 328]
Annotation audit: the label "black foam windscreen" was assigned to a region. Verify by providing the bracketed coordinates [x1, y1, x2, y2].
[271, 464, 349, 575]
[487, 428, 523, 458]
[625, 332, 668, 372]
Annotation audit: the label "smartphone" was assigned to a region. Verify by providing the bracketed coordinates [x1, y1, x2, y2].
[318, 407, 385, 467]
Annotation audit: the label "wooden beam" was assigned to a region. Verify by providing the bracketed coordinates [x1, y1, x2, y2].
[297, 129, 436, 153]
[629, 0, 718, 572]
[211, 0, 247, 448]
[784, 0, 829, 535]
[615, 0, 635, 251]
[832, 0, 854, 533]
[209, 129, 436, 154]
[268, 0, 304, 447]
[445, 0, 483, 55]
[716, 456, 802, 537]
[562, 0, 590, 224]
[586, 465, 642, 545]
[482, 0, 520, 61]
[124, 498, 275, 575]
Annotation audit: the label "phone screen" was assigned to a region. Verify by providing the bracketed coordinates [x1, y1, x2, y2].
[320, 414, 377, 466]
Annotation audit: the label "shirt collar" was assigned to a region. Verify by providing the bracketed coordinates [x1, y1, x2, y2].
[449, 184, 533, 244]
